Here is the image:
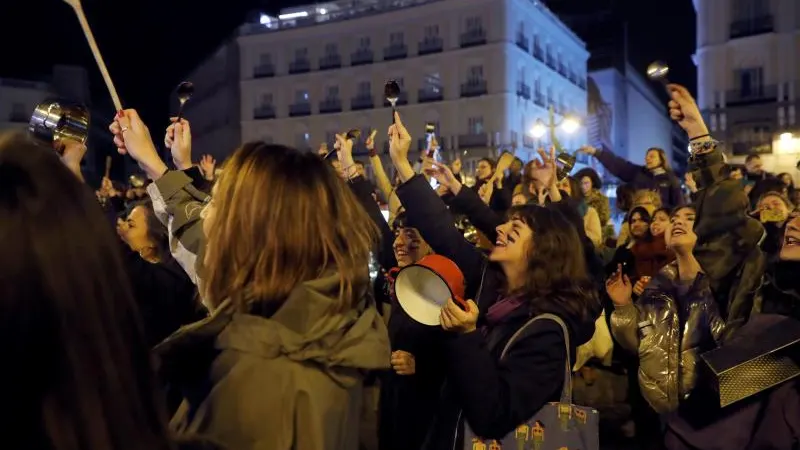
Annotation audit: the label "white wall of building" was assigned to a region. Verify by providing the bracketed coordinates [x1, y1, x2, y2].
[694, 0, 800, 174]
[185, 0, 588, 171]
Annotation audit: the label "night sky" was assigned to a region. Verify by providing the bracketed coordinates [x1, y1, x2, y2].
[0, 0, 696, 140]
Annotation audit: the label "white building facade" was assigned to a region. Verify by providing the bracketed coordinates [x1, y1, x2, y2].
[694, 0, 800, 175]
[184, 0, 589, 172]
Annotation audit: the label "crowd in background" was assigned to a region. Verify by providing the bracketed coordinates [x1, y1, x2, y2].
[2, 81, 800, 450]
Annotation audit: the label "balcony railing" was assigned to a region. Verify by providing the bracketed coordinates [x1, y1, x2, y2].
[730, 15, 774, 39]
[288, 103, 312, 117]
[288, 59, 311, 74]
[350, 95, 374, 110]
[517, 83, 531, 100]
[383, 44, 408, 61]
[418, 37, 443, 55]
[253, 64, 275, 78]
[576, 77, 586, 90]
[533, 45, 544, 61]
[382, 91, 409, 107]
[460, 28, 487, 48]
[534, 92, 545, 107]
[253, 105, 276, 120]
[319, 54, 342, 70]
[558, 63, 568, 77]
[516, 33, 529, 52]
[726, 84, 778, 105]
[319, 99, 343, 114]
[546, 54, 557, 70]
[418, 88, 444, 103]
[731, 140, 773, 156]
[458, 133, 489, 149]
[351, 49, 374, 66]
[460, 80, 488, 98]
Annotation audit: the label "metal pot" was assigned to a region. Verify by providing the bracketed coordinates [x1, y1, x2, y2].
[29, 99, 90, 146]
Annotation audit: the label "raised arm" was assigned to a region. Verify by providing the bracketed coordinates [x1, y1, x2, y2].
[388, 112, 486, 285]
[336, 133, 397, 271]
[580, 145, 642, 183]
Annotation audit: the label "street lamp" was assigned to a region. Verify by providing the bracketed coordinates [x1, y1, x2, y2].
[528, 105, 581, 151]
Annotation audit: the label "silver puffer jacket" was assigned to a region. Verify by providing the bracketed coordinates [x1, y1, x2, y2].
[611, 261, 725, 413]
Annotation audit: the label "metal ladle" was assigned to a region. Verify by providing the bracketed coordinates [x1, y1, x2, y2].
[175, 81, 195, 121]
[384, 80, 400, 124]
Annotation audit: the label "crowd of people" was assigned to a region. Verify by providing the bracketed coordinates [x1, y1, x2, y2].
[2, 82, 799, 450]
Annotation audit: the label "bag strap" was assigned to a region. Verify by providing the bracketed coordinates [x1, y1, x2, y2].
[498, 313, 572, 404]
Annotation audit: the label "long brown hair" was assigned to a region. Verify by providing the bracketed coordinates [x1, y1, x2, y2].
[0, 132, 172, 450]
[507, 205, 600, 325]
[202, 142, 379, 312]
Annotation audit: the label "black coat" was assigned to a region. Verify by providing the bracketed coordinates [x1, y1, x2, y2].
[348, 176, 447, 450]
[395, 176, 595, 449]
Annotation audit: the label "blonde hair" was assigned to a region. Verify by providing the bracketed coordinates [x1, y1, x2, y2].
[631, 190, 661, 215]
[202, 142, 379, 313]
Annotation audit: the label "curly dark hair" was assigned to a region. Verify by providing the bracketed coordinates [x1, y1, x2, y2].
[506, 205, 601, 327]
[574, 167, 603, 190]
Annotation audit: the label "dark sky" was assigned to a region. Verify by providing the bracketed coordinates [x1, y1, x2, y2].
[0, 0, 695, 132]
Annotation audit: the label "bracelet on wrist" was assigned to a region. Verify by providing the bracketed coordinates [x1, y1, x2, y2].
[689, 133, 710, 141]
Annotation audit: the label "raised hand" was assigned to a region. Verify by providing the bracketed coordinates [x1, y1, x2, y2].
[199, 154, 216, 181]
[440, 298, 479, 334]
[605, 265, 633, 306]
[424, 160, 461, 194]
[165, 117, 192, 170]
[530, 147, 557, 188]
[667, 84, 708, 139]
[388, 111, 411, 163]
[109, 109, 167, 180]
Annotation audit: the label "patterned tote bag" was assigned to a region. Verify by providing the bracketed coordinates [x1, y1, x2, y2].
[463, 314, 600, 450]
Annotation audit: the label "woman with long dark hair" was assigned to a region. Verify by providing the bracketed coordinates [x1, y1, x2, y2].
[386, 113, 599, 449]
[0, 131, 209, 450]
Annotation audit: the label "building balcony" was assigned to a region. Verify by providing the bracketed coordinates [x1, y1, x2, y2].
[288, 102, 312, 117]
[383, 44, 408, 61]
[253, 64, 275, 78]
[319, 99, 343, 114]
[726, 85, 778, 106]
[517, 83, 531, 100]
[460, 80, 488, 98]
[546, 55, 557, 70]
[731, 140, 773, 156]
[729, 15, 774, 40]
[558, 63, 568, 78]
[459, 28, 487, 48]
[516, 34, 529, 52]
[522, 135, 535, 149]
[458, 133, 489, 149]
[418, 37, 443, 55]
[253, 105, 276, 120]
[418, 88, 444, 103]
[533, 45, 544, 61]
[319, 55, 342, 71]
[534, 92, 545, 107]
[576, 77, 586, 90]
[351, 49, 374, 66]
[288, 59, 311, 74]
[350, 95, 374, 110]
[382, 91, 409, 107]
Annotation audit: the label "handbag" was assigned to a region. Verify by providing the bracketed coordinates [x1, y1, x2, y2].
[463, 314, 600, 450]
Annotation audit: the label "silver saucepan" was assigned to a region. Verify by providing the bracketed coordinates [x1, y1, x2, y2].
[29, 99, 90, 147]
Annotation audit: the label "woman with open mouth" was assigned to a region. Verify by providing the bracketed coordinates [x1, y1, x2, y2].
[387, 112, 600, 450]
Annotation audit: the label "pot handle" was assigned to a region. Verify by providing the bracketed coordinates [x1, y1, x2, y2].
[387, 267, 400, 283]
